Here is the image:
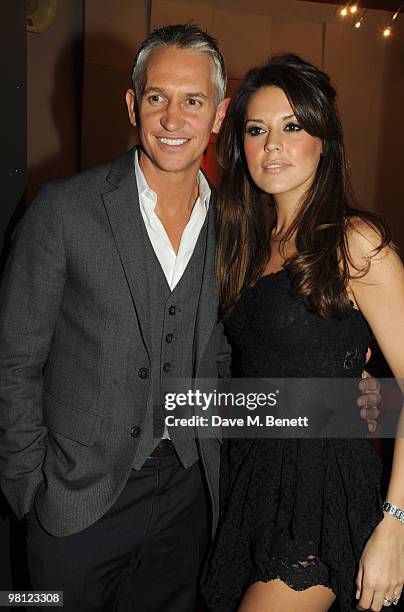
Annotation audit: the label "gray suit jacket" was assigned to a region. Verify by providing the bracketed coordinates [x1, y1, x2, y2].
[0, 148, 230, 536]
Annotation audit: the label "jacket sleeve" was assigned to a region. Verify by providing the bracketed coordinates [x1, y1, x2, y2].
[216, 321, 232, 379]
[0, 183, 66, 518]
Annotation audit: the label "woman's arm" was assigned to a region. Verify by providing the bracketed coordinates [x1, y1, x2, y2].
[347, 221, 404, 612]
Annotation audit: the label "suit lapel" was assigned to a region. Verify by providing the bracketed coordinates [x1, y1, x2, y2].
[102, 148, 151, 358]
[101, 151, 220, 369]
[194, 200, 220, 375]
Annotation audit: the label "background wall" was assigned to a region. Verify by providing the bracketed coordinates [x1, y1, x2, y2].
[25, 0, 403, 247]
[27, 0, 83, 201]
[0, 3, 28, 593]
[81, 0, 404, 251]
[0, 2, 26, 273]
[81, 0, 149, 168]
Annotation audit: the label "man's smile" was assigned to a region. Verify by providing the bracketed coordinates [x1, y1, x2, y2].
[157, 137, 190, 146]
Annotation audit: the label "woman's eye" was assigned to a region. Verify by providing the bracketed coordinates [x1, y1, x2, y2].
[246, 126, 265, 136]
[284, 122, 302, 132]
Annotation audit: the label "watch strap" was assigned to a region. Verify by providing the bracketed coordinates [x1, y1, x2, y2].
[383, 501, 404, 525]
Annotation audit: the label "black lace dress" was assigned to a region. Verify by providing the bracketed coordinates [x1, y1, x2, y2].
[202, 269, 383, 612]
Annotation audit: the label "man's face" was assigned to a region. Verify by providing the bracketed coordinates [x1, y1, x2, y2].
[126, 46, 227, 177]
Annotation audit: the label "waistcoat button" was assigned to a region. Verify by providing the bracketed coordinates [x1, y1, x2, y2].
[130, 425, 141, 438]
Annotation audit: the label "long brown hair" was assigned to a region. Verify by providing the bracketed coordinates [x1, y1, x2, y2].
[216, 53, 390, 318]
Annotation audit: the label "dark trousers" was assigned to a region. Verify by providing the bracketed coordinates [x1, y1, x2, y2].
[26, 456, 209, 611]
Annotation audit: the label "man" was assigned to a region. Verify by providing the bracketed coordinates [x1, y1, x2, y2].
[0, 23, 379, 612]
[0, 24, 229, 612]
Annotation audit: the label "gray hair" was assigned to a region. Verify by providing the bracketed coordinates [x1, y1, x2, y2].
[132, 23, 227, 105]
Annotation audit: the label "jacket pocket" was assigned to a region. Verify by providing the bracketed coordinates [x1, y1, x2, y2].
[43, 391, 102, 446]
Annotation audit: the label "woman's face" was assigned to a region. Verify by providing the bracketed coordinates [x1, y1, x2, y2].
[243, 86, 322, 203]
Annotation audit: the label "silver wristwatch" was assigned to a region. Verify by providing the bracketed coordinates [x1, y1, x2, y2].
[383, 501, 404, 525]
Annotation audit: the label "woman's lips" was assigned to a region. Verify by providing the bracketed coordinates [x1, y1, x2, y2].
[262, 161, 291, 174]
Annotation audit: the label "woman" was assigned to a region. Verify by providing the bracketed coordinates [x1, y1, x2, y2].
[202, 54, 404, 612]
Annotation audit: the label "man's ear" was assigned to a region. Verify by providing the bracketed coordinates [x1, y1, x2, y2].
[212, 97, 231, 134]
[125, 89, 137, 127]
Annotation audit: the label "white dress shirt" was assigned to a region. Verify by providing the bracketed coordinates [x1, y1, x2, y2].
[134, 150, 211, 291]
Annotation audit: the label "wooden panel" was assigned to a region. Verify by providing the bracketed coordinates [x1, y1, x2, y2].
[27, 0, 83, 198]
[81, 0, 404, 246]
[324, 16, 387, 211]
[84, 0, 149, 68]
[82, 0, 148, 168]
[226, 78, 242, 98]
[298, 0, 400, 11]
[211, 9, 272, 79]
[151, 0, 214, 31]
[374, 18, 404, 252]
[81, 63, 137, 169]
[269, 19, 323, 66]
[0, 0, 26, 231]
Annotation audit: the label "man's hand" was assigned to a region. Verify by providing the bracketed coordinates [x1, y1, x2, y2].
[357, 372, 381, 433]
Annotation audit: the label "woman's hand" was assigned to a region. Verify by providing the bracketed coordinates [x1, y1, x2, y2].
[356, 516, 404, 611]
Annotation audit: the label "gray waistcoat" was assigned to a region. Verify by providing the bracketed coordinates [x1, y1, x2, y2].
[132, 213, 209, 469]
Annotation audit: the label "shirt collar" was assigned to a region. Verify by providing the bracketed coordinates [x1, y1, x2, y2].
[134, 149, 211, 213]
